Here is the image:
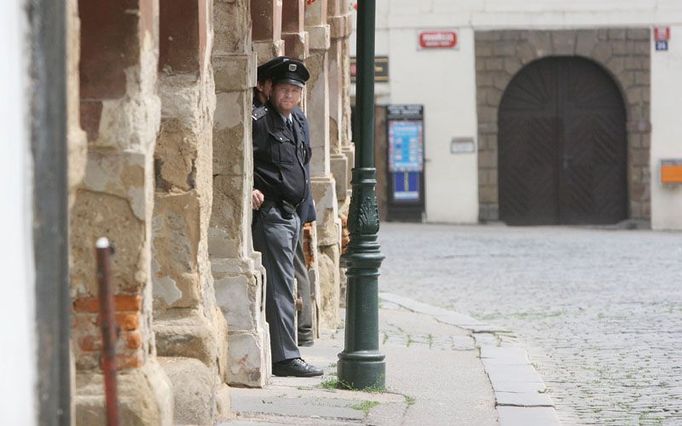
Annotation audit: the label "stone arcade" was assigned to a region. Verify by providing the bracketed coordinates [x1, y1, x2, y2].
[63, 0, 355, 424]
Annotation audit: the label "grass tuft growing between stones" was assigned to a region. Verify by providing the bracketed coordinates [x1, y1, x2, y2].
[351, 400, 380, 415]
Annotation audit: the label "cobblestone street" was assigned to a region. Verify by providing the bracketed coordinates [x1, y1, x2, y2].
[379, 222, 682, 425]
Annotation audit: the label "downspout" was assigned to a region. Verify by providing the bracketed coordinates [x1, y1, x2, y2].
[29, 0, 71, 424]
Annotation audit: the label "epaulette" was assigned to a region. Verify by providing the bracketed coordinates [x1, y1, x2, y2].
[252, 106, 267, 121]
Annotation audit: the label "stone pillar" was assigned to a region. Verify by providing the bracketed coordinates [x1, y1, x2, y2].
[66, 1, 87, 419]
[211, 0, 270, 387]
[327, 0, 353, 303]
[252, 0, 285, 61]
[67, 0, 87, 208]
[282, 0, 309, 60]
[305, 0, 342, 329]
[71, 0, 174, 424]
[328, 2, 348, 201]
[338, 0, 355, 195]
[152, 1, 230, 423]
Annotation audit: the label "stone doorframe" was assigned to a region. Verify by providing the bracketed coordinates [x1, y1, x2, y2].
[475, 29, 651, 223]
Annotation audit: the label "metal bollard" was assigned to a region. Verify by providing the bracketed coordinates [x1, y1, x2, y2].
[96, 237, 119, 426]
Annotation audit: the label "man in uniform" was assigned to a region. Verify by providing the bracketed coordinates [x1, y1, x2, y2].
[251, 58, 322, 377]
[254, 57, 317, 348]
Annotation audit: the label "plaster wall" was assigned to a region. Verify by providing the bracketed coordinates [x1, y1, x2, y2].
[359, 0, 682, 225]
[0, 1, 36, 424]
[650, 24, 682, 230]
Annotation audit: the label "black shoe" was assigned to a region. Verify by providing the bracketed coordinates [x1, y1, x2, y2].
[298, 339, 314, 347]
[272, 358, 323, 377]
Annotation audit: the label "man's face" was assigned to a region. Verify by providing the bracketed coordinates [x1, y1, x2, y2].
[270, 82, 302, 115]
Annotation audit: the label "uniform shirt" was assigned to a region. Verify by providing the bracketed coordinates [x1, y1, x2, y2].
[291, 108, 316, 223]
[252, 102, 309, 207]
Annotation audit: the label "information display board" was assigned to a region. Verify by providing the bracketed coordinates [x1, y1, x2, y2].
[388, 120, 423, 172]
[386, 105, 425, 216]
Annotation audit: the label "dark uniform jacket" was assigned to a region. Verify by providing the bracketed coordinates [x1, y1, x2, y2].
[252, 102, 313, 220]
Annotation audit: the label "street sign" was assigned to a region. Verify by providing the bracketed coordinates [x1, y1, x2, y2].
[418, 30, 458, 49]
[654, 26, 670, 51]
[654, 26, 671, 41]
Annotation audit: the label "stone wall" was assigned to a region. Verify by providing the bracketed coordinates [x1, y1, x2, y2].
[210, 0, 270, 388]
[71, 0, 174, 424]
[66, 0, 353, 422]
[152, 0, 231, 422]
[475, 29, 651, 222]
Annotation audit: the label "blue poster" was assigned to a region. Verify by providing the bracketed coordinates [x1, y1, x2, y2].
[388, 120, 423, 172]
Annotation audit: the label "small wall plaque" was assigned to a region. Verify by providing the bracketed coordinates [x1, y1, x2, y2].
[450, 137, 476, 154]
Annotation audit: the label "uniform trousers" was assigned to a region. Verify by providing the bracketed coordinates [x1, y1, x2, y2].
[252, 202, 301, 363]
[294, 225, 314, 343]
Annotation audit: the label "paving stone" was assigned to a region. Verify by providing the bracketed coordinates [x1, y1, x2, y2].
[479, 346, 529, 365]
[495, 391, 554, 407]
[497, 406, 561, 426]
[379, 223, 682, 425]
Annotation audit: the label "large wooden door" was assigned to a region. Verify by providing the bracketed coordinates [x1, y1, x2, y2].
[498, 57, 628, 225]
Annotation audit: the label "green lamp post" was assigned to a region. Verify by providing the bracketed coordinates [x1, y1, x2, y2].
[337, 0, 385, 390]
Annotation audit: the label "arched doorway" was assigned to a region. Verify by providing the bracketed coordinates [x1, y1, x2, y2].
[498, 57, 628, 226]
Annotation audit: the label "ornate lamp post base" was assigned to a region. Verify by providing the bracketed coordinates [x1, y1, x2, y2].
[338, 166, 385, 389]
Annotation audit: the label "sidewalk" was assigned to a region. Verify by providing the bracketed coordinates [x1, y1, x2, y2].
[221, 293, 559, 425]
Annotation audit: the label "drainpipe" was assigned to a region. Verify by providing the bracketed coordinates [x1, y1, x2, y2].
[337, 0, 386, 389]
[30, 0, 71, 423]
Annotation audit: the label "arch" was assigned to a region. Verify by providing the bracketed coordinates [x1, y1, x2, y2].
[498, 56, 628, 225]
[474, 29, 651, 223]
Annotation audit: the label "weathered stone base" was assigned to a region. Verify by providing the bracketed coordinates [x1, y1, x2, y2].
[311, 176, 342, 329]
[212, 254, 270, 387]
[158, 357, 228, 426]
[341, 145, 355, 191]
[227, 328, 271, 387]
[153, 308, 227, 380]
[75, 360, 174, 426]
[330, 153, 349, 202]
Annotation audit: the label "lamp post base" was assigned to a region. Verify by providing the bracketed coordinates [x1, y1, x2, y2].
[337, 353, 385, 390]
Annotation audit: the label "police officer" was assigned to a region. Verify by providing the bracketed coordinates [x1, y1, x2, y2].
[255, 57, 317, 348]
[251, 58, 322, 377]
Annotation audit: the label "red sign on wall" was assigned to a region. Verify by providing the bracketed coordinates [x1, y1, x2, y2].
[418, 30, 458, 49]
[654, 26, 671, 41]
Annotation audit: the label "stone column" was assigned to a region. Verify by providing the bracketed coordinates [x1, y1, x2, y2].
[282, 0, 309, 60]
[252, 0, 285, 61]
[152, 1, 231, 423]
[71, 0, 174, 424]
[211, 0, 270, 387]
[305, 0, 343, 329]
[339, 0, 355, 195]
[328, 0, 354, 301]
[67, 0, 87, 209]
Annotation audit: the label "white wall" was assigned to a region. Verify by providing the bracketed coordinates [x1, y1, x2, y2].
[0, 0, 36, 424]
[387, 27, 479, 223]
[351, 0, 682, 225]
[651, 25, 682, 230]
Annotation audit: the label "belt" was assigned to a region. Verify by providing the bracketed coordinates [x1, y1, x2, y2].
[261, 198, 299, 219]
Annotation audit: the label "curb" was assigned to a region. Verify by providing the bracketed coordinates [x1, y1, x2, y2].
[379, 292, 561, 426]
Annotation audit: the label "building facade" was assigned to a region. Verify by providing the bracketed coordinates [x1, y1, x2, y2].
[363, 0, 682, 230]
[4, 0, 355, 424]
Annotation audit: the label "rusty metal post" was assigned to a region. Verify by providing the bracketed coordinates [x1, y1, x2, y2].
[96, 237, 119, 426]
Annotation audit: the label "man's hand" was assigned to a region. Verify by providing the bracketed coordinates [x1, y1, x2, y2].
[252, 189, 265, 209]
